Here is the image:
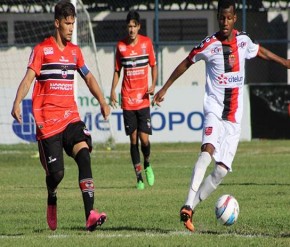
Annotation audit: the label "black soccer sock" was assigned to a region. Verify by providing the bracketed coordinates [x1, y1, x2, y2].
[130, 144, 143, 182]
[75, 148, 94, 220]
[46, 170, 64, 205]
[141, 142, 150, 169]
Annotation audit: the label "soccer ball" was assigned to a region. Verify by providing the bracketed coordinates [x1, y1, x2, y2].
[215, 194, 239, 226]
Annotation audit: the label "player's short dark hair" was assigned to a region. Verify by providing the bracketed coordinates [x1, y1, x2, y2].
[55, 0, 76, 20]
[217, 0, 236, 14]
[126, 10, 140, 24]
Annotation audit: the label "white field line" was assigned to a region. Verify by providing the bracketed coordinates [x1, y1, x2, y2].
[0, 231, 272, 239]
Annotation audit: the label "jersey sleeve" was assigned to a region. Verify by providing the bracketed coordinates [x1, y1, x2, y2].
[114, 44, 122, 72]
[188, 43, 207, 64]
[76, 46, 90, 77]
[28, 45, 43, 76]
[148, 38, 156, 67]
[76, 46, 86, 69]
[246, 37, 259, 59]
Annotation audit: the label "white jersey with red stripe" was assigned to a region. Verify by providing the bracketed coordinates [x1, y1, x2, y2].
[188, 29, 259, 123]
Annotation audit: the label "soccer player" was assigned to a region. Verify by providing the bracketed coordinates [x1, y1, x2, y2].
[110, 11, 157, 190]
[11, 0, 110, 231]
[153, 0, 290, 232]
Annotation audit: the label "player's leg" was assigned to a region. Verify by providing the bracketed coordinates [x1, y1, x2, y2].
[38, 133, 64, 231]
[124, 110, 144, 189]
[191, 163, 228, 210]
[191, 120, 240, 216]
[65, 121, 106, 231]
[138, 107, 154, 186]
[180, 144, 213, 232]
[180, 113, 219, 231]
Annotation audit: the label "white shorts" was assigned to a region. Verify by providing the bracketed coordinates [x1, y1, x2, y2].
[202, 113, 241, 171]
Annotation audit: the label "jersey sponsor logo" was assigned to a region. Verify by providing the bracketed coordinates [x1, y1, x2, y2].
[64, 110, 72, 119]
[119, 44, 126, 52]
[211, 46, 222, 54]
[12, 99, 36, 142]
[218, 74, 243, 85]
[50, 83, 73, 91]
[44, 47, 53, 55]
[126, 69, 145, 76]
[238, 41, 247, 49]
[205, 126, 213, 135]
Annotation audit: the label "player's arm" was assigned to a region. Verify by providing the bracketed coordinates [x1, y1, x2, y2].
[83, 71, 110, 120]
[110, 70, 121, 109]
[147, 64, 157, 96]
[258, 46, 290, 68]
[153, 57, 192, 106]
[11, 68, 36, 123]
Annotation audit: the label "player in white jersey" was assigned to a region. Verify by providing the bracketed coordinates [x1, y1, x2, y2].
[153, 0, 290, 232]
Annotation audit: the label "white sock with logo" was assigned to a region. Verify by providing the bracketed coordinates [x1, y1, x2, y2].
[184, 151, 212, 208]
[191, 164, 228, 210]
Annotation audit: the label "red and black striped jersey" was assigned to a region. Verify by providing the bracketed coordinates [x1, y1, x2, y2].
[115, 34, 156, 110]
[188, 29, 259, 123]
[28, 36, 86, 140]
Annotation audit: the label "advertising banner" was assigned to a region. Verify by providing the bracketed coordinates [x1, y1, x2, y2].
[1, 85, 251, 144]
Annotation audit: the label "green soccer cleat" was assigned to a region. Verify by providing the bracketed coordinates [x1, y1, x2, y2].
[136, 180, 145, 190]
[145, 166, 155, 186]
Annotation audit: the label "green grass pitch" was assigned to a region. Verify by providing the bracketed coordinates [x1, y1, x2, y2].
[1, 140, 290, 246]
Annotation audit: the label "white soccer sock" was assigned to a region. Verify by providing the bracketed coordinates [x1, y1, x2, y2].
[184, 152, 212, 208]
[191, 164, 228, 210]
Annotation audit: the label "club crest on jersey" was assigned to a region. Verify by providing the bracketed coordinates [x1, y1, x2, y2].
[44, 47, 53, 55]
[61, 67, 68, 78]
[229, 54, 235, 67]
[131, 59, 137, 67]
[205, 127, 213, 136]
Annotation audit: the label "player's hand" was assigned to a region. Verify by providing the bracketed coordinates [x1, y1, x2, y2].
[110, 91, 118, 109]
[152, 88, 166, 107]
[11, 103, 22, 123]
[100, 103, 111, 120]
[285, 59, 290, 69]
[147, 85, 155, 95]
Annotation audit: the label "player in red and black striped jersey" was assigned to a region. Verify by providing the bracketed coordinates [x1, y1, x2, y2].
[153, 0, 290, 232]
[11, 0, 110, 232]
[110, 11, 157, 190]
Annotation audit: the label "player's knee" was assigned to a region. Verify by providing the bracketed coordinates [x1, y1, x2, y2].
[75, 148, 90, 166]
[212, 164, 228, 185]
[48, 170, 64, 186]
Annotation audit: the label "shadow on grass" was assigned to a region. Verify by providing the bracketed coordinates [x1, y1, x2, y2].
[198, 230, 290, 238]
[222, 182, 290, 186]
[31, 226, 171, 234]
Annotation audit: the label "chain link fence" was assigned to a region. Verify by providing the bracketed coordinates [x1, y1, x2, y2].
[0, 0, 289, 86]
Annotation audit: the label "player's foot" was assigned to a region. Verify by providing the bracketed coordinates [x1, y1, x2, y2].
[180, 205, 194, 232]
[145, 166, 154, 186]
[86, 210, 107, 232]
[136, 180, 145, 190]
[47, 190, 57, 231]
[47, 204, 57, 231]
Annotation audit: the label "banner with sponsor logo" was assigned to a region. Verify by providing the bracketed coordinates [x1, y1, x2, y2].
[1, 85, 251, 144]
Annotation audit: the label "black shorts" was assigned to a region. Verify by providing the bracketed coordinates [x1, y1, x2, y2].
[38, 121, 92, 174]
[123, 107, 152, 136]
